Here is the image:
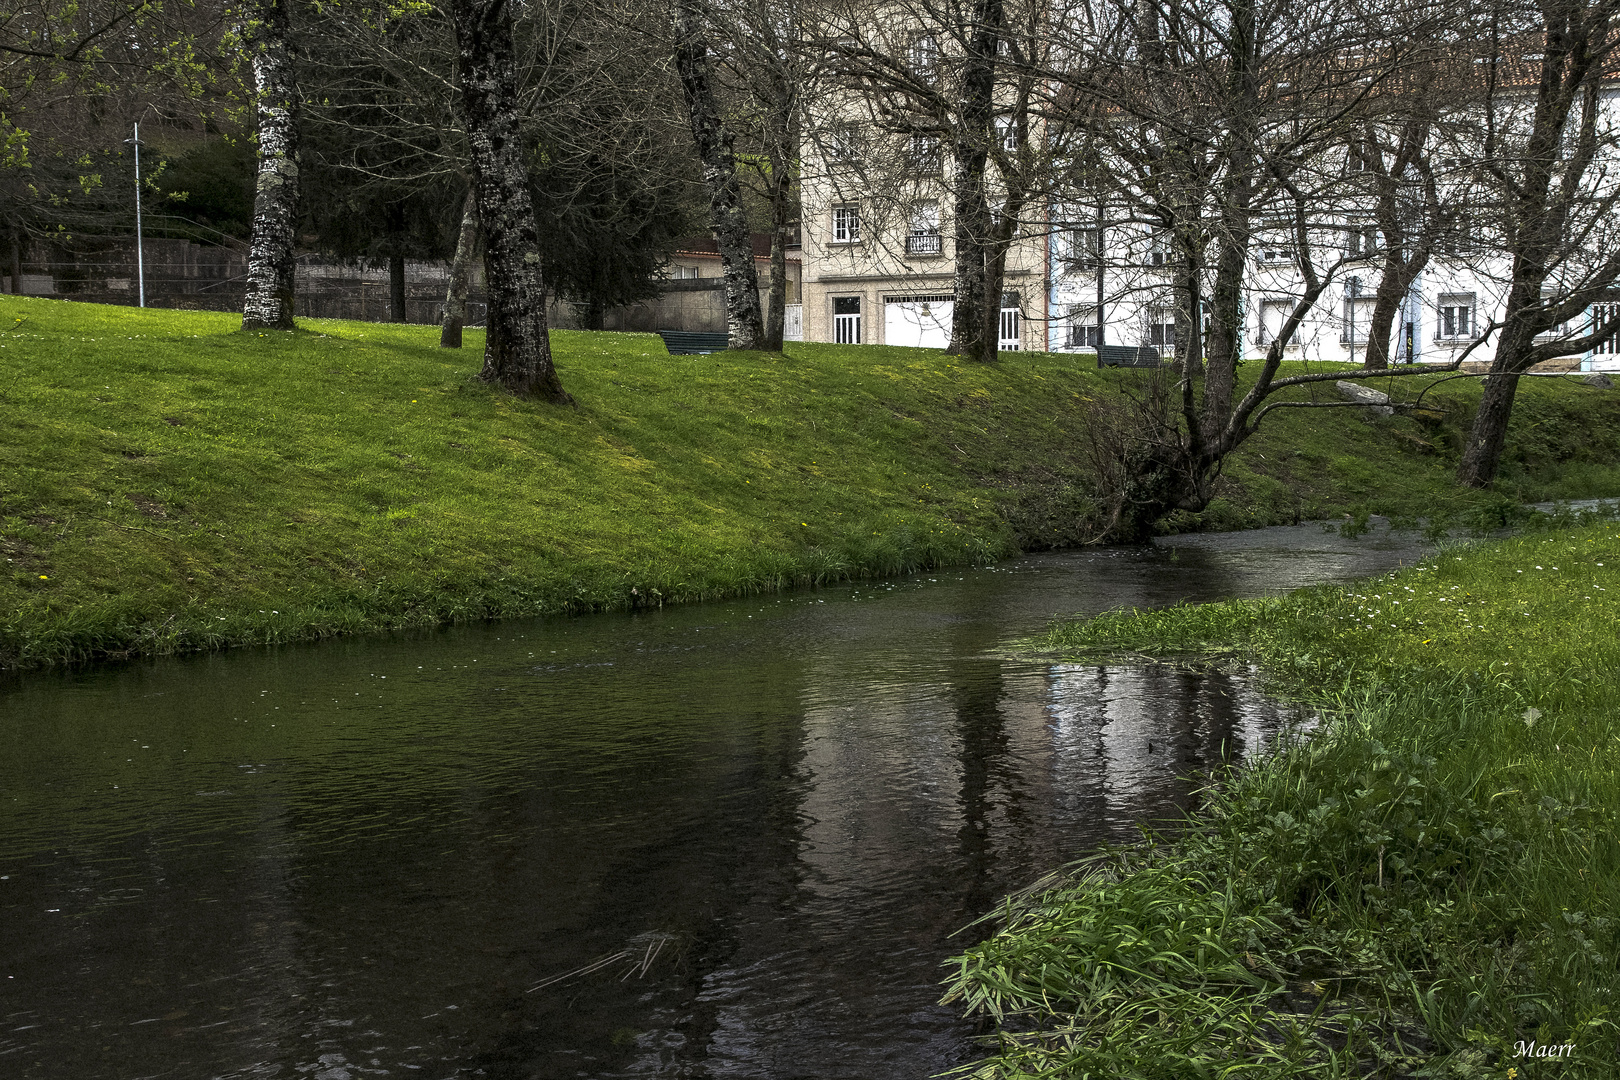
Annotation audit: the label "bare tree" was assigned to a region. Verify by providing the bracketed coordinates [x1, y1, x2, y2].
[813, 0, 1058, 362]
[1354, 111, 1453, 370]
[1036, 0, 1464, 539]
[1453, 0, 1620, 486]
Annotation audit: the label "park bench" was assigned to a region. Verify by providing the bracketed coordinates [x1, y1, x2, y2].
[657, 330, 730, 355]
[1097, 344, 1166, 368]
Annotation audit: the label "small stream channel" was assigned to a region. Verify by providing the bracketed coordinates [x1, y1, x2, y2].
[0, 523, 1432, 1080]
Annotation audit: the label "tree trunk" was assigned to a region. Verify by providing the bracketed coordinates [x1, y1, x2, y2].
[762, 147, 790, 351]
[583, 294, 606, 330]
[6, 230, 20, 294]
[440, 188, 478, 348]
[1457, 370, 1522, 488]
[389, 252, 407, 323]
[764, 227, 787, 351]
[762, 60, 795, 353]
[948, 0, 1001, 363]
[950, 154, 991, 360]
[450, 0, 570, 403]
[1202, 224, 1249, 438]
[674, 0, 764, 351]
[242, 0, 300, 331]
[1362, 253, 1425, 370]
[1457, 6, 1610, 486]
[1173, 233, 1206, 377]
[981, 247, 1005, 357]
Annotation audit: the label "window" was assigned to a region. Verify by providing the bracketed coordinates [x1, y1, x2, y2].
[834, 296, 862, 344]
[907, 201, 942, 255]
[1345, 226, 1378, 259]
[1145, 305, 1177, 348]
[827, 123, 860, 163]
[995, 118, 1019, 152]
[908, 33, 939, 81]
[908, 134, 942, 175]
[1347, 140, 1377, 174]
[669, 264, 701, 280]
[1000, 292, 1022, 351]
[1071, 227, 1102, 271]
[1258, 239, 1292, 264]
[1068, 305, 1100, 348]
[831, 204, 861, 244]
[1258, 299, 1296, 347]
[1341, 297, 1375, 343]
[1148, 233, 1171, 267]
[1438, 293, 1476, 339]
[1593, 302, 1620, 355]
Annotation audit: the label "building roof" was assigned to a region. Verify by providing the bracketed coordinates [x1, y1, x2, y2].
[673, 233, 801, 261]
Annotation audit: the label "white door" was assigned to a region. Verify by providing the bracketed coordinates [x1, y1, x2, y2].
[884, 295, 954, 349]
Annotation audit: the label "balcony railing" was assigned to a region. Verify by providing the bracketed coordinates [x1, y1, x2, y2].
[906, 233, 943, 255]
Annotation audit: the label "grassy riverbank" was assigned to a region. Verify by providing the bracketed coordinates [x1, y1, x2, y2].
[3, 294, 1620, 671]
[945, 523, 1620, 1076]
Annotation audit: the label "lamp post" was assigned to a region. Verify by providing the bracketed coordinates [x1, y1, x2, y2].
[1345, 275, 1361, 366]
[125, 122, 145, 307]
[1094, 209, 1105, 354]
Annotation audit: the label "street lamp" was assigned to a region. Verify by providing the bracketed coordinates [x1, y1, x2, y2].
[1345, 275, 1362, 366]
[124, 122, 145, 308]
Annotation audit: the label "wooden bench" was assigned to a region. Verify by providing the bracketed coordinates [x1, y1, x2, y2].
[1097, 344, 1166, 368]
[657, 330, 730, 355]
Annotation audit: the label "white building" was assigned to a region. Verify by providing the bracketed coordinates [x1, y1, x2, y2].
[796, 31, 1620, 374]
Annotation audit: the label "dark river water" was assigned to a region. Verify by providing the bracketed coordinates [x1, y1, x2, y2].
[0, 524, 1429, 1080]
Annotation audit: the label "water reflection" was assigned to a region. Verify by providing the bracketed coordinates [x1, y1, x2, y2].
[0, 526, 1429, 1079]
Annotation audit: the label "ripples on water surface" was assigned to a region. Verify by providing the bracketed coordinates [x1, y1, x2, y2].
[0, 524, 1429, 1079]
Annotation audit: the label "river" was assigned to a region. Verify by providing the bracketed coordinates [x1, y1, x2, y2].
[0, 523, 1429, 1080]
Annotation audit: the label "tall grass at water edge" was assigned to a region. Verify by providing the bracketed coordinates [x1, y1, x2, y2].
[945, 523, 1620, 1077]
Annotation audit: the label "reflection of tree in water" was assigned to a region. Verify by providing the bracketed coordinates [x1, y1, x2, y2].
[1045, 663, 1300, 842]
[950, 657, 1022, 917]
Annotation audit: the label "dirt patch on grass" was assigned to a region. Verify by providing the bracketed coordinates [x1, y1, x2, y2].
[1, 534, 43, 568]
[128, 495, 168, 519]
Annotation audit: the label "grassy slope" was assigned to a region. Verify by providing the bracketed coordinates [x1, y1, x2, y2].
[945, 524, 1620, 1077]
[3, 294, 1620, 670]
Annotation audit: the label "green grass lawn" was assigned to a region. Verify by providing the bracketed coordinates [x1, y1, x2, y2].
[3, 295, 1619, 670]
[945, 524, 1620, 1076]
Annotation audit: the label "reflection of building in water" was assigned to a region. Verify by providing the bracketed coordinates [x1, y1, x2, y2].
[790, 656, 1304, 919]
[1042, 663, 1302, 830]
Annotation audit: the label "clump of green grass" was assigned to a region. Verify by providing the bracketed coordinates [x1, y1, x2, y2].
[948, 525, 1620, 1077]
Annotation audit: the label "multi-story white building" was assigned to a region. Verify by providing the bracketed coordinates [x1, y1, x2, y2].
[1042, 215, 1620, 372]
[796, 44, 1620, 374]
